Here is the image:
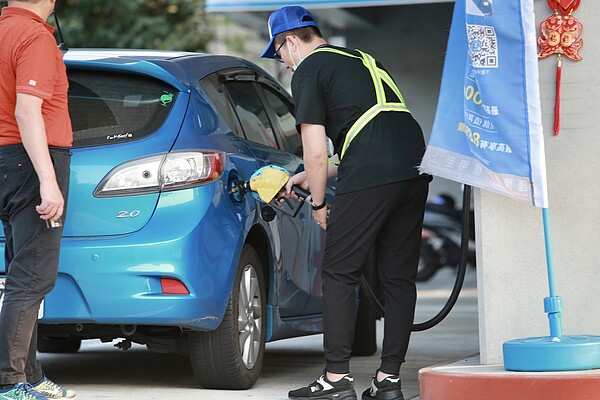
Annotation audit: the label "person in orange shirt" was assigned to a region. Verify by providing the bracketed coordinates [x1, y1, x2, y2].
[0, 1, 75, 399]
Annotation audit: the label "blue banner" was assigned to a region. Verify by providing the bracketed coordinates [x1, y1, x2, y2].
[420, 0, 548, 207]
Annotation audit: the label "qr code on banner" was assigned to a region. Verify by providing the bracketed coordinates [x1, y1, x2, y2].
[467, 24, 498, 68]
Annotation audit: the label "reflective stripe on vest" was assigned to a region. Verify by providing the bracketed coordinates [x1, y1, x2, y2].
[311, 47, 410, 160]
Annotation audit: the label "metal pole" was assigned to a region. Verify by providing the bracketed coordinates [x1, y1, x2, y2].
[542, 207, 563, 338]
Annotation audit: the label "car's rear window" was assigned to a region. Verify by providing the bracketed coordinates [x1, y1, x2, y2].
[67, 70, 178, 147]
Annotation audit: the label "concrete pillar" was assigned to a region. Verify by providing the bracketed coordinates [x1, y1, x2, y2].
[476, 0, 600, 364]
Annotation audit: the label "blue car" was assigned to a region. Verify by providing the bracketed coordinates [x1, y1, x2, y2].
[0, 49, 376, 389]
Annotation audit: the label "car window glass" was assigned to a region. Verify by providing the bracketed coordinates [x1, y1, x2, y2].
[67, 69, 177, 148]
[225, 82, 279, 149]
[200, 74, 243, 137]
[261, 86, 301, 156]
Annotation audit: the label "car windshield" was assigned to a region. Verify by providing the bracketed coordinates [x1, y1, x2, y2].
[67, 70, 178, 148]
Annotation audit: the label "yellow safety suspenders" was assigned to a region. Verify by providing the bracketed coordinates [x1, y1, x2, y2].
[310, 47, 411, 160]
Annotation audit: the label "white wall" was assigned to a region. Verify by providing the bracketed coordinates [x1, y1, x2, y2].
[476, 0, 600, 363]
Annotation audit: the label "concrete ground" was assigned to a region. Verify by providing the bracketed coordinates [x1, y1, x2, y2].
[38, 266, 479, 400]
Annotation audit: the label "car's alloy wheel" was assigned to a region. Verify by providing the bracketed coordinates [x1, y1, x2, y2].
[189, 245, 266, 389]
[238, 261, 262, 369]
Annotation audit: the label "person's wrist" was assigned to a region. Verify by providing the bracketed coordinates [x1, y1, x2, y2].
[311, 199, 327, 211]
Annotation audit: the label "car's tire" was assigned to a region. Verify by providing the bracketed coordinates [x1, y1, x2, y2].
[37, 337, 81, 353]
[351, 288, 378, 357]
[188, 245, 266, 389]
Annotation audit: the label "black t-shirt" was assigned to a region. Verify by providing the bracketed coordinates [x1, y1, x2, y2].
[292, 45, 426, 194]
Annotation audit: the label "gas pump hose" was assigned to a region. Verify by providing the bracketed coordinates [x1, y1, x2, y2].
[359, 185, 473, 332]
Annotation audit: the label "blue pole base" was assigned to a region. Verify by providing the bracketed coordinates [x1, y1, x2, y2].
[503, 335, 600, 371]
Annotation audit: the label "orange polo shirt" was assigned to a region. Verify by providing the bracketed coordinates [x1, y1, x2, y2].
[0, 6, 73, 147]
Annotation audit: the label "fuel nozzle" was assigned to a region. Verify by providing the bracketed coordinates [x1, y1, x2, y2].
[230, 165, 291, 203]
[228, 165, 313, 218]
[229, 179, 251, 201]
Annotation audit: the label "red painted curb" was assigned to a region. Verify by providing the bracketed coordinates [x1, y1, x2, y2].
[419, 356, 600, 400]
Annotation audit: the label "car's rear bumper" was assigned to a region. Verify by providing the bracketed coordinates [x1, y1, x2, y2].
[41, 233, 235, 331]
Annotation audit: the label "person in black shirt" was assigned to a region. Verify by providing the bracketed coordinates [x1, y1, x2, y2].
[261, 6, 430, 400]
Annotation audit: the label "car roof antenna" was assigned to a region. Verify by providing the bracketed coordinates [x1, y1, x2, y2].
[53, 11, 68, 52]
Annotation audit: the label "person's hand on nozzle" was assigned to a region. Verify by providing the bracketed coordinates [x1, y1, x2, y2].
[277, 171, 308, 203]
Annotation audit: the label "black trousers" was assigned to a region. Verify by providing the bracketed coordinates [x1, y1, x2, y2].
[0, 144, 71, 385]
[322, 176, 429, 375]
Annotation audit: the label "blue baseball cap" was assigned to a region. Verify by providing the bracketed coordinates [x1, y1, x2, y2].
[261, 6, 318, 59]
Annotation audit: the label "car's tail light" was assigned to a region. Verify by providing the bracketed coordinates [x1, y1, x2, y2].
[94, 151, 226, 197]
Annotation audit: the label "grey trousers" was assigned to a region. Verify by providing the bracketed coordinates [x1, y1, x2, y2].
[0, 144, 70, 385]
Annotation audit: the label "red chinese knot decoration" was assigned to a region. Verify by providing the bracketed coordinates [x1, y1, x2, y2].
[538, 0, 583, 135]
[538, 15, 583, 61]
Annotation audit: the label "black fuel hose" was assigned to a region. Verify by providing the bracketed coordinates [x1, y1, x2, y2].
[412, 184, 472, 331]
[359, 185, 473, 331]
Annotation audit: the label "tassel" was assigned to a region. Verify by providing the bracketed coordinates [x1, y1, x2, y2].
[554, 55, 562, 136]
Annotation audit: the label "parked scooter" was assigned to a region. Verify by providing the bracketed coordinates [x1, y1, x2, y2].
[417, 194, 476, 282]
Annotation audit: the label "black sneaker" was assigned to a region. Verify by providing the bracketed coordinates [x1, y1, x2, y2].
[361, 375, 404, 400]
[288, 372, 357, 400]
